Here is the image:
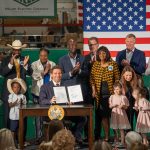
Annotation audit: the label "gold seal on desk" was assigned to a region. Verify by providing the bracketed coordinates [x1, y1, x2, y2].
[48, 105, 64, 120]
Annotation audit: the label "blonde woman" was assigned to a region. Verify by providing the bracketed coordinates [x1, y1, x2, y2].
[51, 129, 75, 150]
[0, 128, 16, 150]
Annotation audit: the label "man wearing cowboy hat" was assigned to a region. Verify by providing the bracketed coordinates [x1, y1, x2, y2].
[1, 40, 33, 129]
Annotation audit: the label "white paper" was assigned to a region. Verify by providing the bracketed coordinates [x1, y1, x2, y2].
[67, 85, 83, 103]
[53, 86, 68, 103]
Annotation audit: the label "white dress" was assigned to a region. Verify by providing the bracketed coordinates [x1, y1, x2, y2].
[8, 93, 26, 120]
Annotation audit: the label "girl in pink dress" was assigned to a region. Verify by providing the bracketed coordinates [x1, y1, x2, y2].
[132, 88, 150, 146]
[109, 82, 131, 146]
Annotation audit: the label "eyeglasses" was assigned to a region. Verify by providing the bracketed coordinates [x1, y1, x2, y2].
[88, 43, 98, 47]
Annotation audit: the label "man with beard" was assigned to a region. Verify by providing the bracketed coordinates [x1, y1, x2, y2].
[1, 40, 32, 130]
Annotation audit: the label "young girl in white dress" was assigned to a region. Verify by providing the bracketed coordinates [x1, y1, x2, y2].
[109, 82, 131, 146]
[132, 88, 150, 146]
[7, 78, 27, 144]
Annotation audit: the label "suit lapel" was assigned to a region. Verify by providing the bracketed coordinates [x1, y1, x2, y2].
[87, 54, 92, 61]
[66, 55, 74, 69]
[122, 50, 126, 60]
[49, 81, 54, 86]
[48, 81, 55, 96]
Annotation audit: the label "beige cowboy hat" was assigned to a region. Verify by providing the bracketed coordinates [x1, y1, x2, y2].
[7, 40, 27, 49]
[7, 78, 27, 94]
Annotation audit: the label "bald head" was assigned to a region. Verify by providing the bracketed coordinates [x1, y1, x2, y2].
[67, 38, 77, 54]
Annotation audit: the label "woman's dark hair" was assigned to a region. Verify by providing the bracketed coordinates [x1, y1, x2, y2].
[39, 48, 49, 55]
[96, 46, 111, 62]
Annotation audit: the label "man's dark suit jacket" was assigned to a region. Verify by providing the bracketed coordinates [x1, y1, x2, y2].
[84, 54, 92, 75]
[83, 53, 95, 104]
[116, 48, 146, 75]
[59, 54, 88, 103]
[39, 81, 64, 105]
[59, 54, 88, 85]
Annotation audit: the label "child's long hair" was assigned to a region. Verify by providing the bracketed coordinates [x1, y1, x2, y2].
[121, 66, 138, 94]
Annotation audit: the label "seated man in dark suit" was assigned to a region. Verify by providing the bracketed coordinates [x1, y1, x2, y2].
[39, 65, 62, 105]
[39, 65, 86, 145]
[116, 33, 146, 76]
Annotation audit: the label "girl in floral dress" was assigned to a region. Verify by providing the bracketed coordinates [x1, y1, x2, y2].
[109, 82, 131, 146]
[132, 88, 150, 146]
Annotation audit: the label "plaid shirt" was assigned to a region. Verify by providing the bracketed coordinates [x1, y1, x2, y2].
[90, 59, 120, 107]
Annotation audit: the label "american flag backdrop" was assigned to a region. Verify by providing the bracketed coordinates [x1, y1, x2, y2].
[83, 0, 150, 62]
[77, 0, 83, 24]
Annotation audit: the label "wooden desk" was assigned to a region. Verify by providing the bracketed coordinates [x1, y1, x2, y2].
[19, 104, 93, 150]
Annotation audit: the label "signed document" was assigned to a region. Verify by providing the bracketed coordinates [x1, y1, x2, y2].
[53, 86, 68, 103]
[67, 85, 83, 103]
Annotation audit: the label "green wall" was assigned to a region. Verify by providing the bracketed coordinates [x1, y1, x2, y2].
[21, 48, 68, 64]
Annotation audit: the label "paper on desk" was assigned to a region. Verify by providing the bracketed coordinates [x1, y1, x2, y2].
[53, 86, 68, 103]
[67, 85, 83, 103]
